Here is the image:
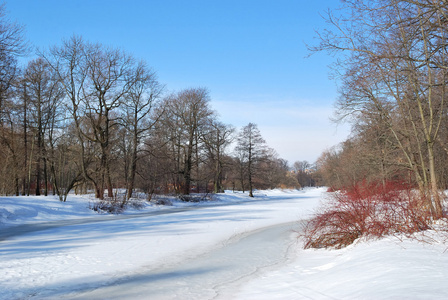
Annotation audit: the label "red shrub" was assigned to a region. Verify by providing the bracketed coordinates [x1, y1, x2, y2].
[302, 180, 434, 249]
[326, 186, 337, 193]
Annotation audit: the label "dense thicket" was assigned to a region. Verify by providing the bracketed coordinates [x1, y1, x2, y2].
[0, 7, 299, 200]
[314, 0, 448, 219]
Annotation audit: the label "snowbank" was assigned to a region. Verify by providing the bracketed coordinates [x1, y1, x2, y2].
[234, 230, 448, 299]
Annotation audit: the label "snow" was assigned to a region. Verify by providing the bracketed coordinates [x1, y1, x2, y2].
[235, 232, 448, 299]
[1, 188, 448, 299]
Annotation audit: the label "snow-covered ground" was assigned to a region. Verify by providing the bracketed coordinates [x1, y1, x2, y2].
[1, 188, 447, 299]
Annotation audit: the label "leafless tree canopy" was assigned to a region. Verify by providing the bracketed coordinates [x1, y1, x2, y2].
[0, 3, 308, 202]
[0, 38, 298, 201]
[313, 0, 448, 218]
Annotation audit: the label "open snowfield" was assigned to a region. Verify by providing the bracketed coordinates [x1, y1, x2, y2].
[1, 188, 448, 299]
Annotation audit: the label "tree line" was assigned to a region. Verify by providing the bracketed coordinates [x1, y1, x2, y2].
[313, 0, 448, 219]
[0, 5, 302, 201]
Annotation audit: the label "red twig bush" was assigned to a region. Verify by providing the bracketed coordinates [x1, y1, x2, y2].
[303, 181, 436, 249]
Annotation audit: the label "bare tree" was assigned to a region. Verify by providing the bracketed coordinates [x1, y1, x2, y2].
[49, 124, 83, 202]
[0, 105, 22, 195]
[202, 120, 234, 193]
[258, 149, 296, 189]
[311, 0, 448, 217]
[0, 3, 28, 196]
[23, 58, 64, 196]
[235, 123, 267, 197]
[44, 36, 145, 199]
[43, 36, 93, 196]
[82, 42, 138, 199]
[120, 61, 163, 200]
[294, 160, 313, 188]
[156, 88, 215, 195]
[0, 3, 28, 120]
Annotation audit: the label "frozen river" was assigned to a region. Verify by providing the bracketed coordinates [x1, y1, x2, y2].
[67, 222, 299, 299]
[0, 189, 321, 299]
[3, 188, 446, 299]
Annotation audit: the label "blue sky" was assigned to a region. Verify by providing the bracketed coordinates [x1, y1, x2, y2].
[6, 0, 350, 164]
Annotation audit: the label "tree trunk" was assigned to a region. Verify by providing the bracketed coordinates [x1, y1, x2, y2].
[183, 141, 193, 195]
[248, 144, 254, 197]
[43, 156, 48, 196]
[22, 85, 28, 196]
[127, 131, 138, 200]
[427, 142, 443, 218]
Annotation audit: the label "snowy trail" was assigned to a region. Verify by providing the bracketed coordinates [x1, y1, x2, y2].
[65, 222, 300, 300]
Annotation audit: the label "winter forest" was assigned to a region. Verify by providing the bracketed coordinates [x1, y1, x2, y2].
[299, 0, 448, 248]
[2, 1, 448, 298]
[0, 6, 310, 204]
[1, 0, 448, 222]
